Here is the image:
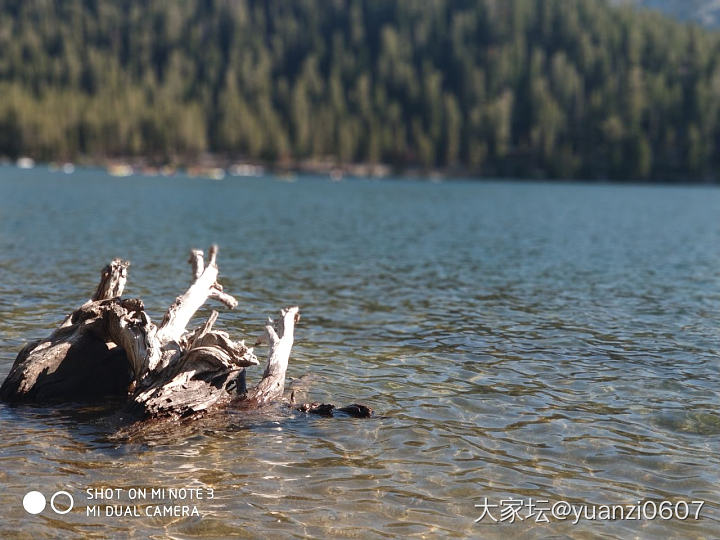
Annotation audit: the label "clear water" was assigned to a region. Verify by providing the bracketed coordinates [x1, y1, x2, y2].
[0, 166, 718, 538]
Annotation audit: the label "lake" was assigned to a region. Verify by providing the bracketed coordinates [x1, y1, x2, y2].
[0, 166, 718, 538]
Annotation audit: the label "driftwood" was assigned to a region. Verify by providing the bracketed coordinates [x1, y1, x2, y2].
[0, 247, 372, 421]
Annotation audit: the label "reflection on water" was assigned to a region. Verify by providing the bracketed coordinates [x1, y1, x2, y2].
[0, 167, 718, 538]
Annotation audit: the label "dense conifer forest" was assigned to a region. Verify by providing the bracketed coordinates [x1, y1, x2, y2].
[1, 0, 720, 180]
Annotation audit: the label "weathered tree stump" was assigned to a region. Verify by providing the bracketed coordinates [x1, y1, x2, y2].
[0, 258, 134, 402]
[0, 247, 372, 421]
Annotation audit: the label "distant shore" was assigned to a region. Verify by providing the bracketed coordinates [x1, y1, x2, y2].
[1, 154, 452, 182]
[3, 155, 720, 185]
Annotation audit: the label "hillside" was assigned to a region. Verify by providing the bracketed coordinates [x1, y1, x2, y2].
[616, 0, 720, 27]
[2, 0, 720, 180]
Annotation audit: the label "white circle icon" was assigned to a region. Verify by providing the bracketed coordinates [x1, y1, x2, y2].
[50, 491, 74, 514]
[23, 491, 46, 514]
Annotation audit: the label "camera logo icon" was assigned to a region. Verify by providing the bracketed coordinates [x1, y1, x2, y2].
[23, 491, 74, 515]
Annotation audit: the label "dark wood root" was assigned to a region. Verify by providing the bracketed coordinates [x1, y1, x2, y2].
[295, 402, 374, 418]
[0, 248, 373, 423]
[296, 402, 336, 416]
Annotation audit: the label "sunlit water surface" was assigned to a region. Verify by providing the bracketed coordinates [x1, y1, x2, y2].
[0, 167, 719, 538]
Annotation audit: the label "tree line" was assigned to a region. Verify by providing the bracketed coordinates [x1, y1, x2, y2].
[1, 0, 720, 180]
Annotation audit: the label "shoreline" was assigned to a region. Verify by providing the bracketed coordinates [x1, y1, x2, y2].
[2, 155, 720, 186]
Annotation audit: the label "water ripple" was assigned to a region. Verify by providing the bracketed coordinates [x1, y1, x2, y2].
[0, 171, 719, 537]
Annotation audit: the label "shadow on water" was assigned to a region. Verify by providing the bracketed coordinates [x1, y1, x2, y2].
[0, 391, 380, 453]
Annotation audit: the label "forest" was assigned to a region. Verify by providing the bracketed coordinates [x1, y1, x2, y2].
[1, 0, 720, 180]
